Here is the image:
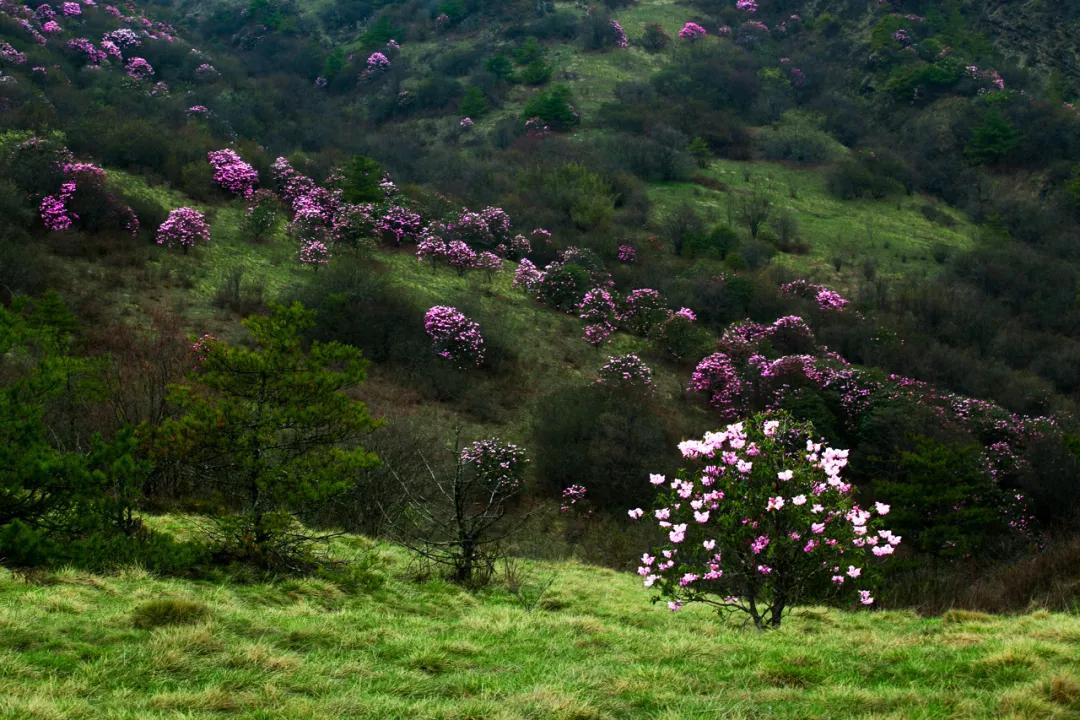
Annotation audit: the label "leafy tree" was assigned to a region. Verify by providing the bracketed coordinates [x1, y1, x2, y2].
[339, 155, 384, 203]
[0, 295, 145, 566]
[522, 85, 580, 130]
[459, 85, 489, 118]
[878, 437, 1009, 559]
[965, 112, 1021, 165]
[155, 303, 379, 569]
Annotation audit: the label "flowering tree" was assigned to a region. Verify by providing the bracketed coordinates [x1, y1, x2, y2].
[579, 287, 618, 346]
[597, 354, 654, 391]
[207, 149, 259, 198]
[156, 207, 210, 252]
[424, 306, 485, 367]
[446, 240, 477, 274]
[39, 181, 78, 231]
[513, 259, 545, 291]
[679, 22, 708, 40]
[631, 413, 899, 628]
[299, 239, 330, 268]
[385, 436, 528, 584]
[620, 288, 669, 335]
[124, 57, 154, 80]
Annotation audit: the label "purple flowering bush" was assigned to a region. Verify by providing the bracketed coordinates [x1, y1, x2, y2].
[632, 413, 898, 628]
[156, 207, 210, 252]
[207, 149, 259, 198]
[424, 305, 485, 367]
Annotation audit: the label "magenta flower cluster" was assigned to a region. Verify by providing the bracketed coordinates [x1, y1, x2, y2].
[156, 207, 210, 251]
[616, 244, 637, 264]
[61, 2, 81, 16]
[0, 42, 27, 65]
[632, 415, 898, 624]
[678, 22, 707, 40]
[597, 354, 654, 390]
[366, 51, 390, 70]
[780, 279, 850, 311]
[124, 56, 154, 80]
[461, 438, 527, 489]
[40, 181, 78, 231]
[299, 239, 330, 267]
[424, 305, 485, 367]
[610, 20, 628, 48]
[578, 287, 617, 346]
[207, 149, 259, 198]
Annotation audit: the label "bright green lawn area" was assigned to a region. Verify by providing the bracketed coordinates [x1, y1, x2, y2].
[1, 533, 1078, 720]
[650, 159, 975, 285]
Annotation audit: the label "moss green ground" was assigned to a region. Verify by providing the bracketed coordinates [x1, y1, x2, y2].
[1, 532, 1078, 720]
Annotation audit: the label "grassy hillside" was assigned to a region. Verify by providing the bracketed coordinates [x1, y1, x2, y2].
[1, 530, 1079, 720]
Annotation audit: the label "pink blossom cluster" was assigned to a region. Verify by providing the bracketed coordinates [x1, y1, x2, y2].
[187, 104, 208, 115]
[610, 20, 628, 48]
[124, 56, 154, 80]
[41, 19, 61, 33]
[299, 239, 330, 267]
[366, 51, 390, 70]
[736, 0, 758, 12]
[560, 484, 588, 512]
[61, 2, 80, 16]
[634, 415, 898, 623]
[62, 161, 105, 180]
[459, 116, 474, 129]
[779, 279, 850, 311]
[578, 287, 617, 346]
[102, 28, 140, 49]
[194, 62, 218, 79]
[689, 353, 744, 418]
[0, 42, 27, 65]
[620, 288, 668, 334]
[513, 259, 545, 291]
[156, 207, 209, 251]
[461, 438, 527, 489]
[451, 206, 512, 248]
[616, 244, 637, 263]
[207, 149, 258, 198]
[597, 354, 654, 390]
[375, 205, 423, 246]
[39, 180, 78, 231]
[507, 234, 531, 259]
[678, 22, 707, 40]
[424, 305, 485, 367]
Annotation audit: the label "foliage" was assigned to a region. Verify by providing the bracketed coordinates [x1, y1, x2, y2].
[637, 413, 898, 628]
[385, 436, 528, 585]
[153, 303, 379, 570]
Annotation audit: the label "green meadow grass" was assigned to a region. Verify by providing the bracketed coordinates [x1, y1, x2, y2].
[648, 158, 975, 285]
[1, 532, 1078, 720]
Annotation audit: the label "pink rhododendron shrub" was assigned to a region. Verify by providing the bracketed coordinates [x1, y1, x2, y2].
[39, 181, 78, 231]
[633, 413, 898, 628]
[689, 352, 745, 419]
[512, 258, 545, 291]
[424, 305, 485, 367]
[299, 239, 330, 267]
[61, 2, 81, 16]
[779, 279, 850, 311]
[620, 288, 669, 335]
[616, 244, 637, 263]
[445, 240, 477, 274]
[102, 28, 141, 49]
[610, 20, 628, 48]
[375, 205, 423, 246]
[678, 22, 707, 40]
[207, 149, 258, 198]
[597, 354, 654, 390]
[451, 206, 512, 248]
[156, 207, 209, 252]
[474, 250, 503, 278]
[0, 42, 28, 65]
[124, 56, 154, 80]
[366, 51, 390, 70]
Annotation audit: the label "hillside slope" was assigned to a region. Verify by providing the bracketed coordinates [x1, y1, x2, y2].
[2, 535, 1079, 720]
